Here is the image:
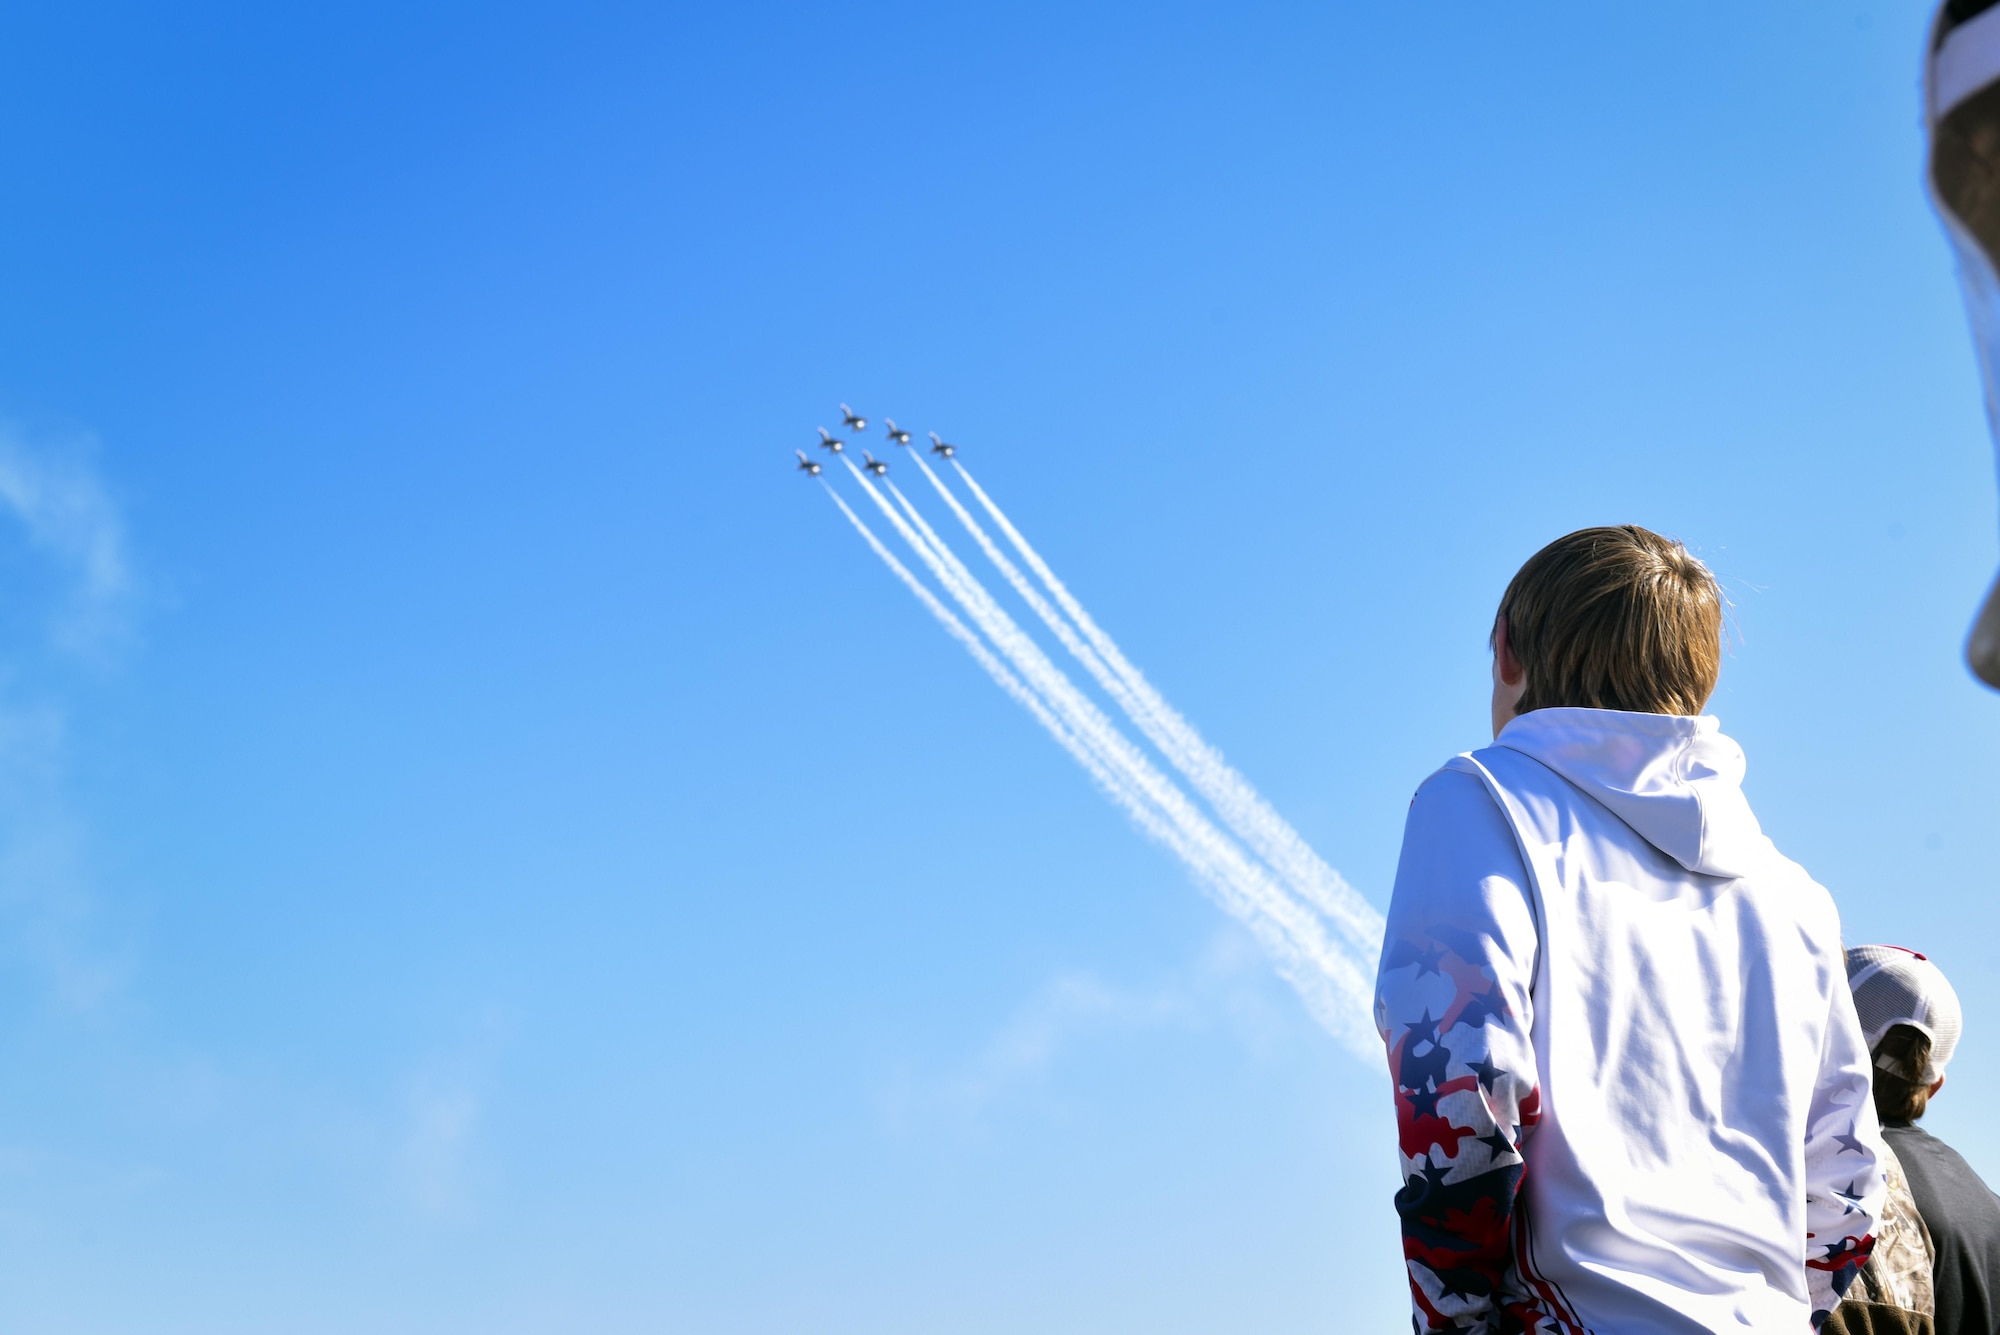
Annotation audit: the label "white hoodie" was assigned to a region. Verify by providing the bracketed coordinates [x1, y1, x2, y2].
[1374, 709, 1884, 1334]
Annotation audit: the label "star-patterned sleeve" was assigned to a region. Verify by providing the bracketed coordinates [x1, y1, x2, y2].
[1374, 767, 1542, 1334]
[1802, 971, 1886, 1327]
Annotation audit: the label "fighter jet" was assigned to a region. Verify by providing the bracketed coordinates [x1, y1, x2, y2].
[927, 431, 958, 458]
[795, 449, 822, 476]
[840, 403, 867, 431]
[862, 451, 889, 476]
[816, 426, 845, 453]
[884, 419, 912, 446]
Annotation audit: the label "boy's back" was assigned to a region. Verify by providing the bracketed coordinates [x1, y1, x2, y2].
[1375, 528, 1884, 1333]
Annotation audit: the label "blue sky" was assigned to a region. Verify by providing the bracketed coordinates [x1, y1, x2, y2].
[0, 0, 1994, 1329]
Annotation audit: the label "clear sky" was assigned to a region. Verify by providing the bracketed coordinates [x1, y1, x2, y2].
[0, 0, 1993, 1330]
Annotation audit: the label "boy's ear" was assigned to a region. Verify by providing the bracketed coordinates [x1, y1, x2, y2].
[1494, 615, 1525, 687]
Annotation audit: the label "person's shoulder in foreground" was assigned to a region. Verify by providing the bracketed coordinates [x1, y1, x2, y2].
[1844, 944, 2000, 1335]
[1375, 524, 1885, 1334]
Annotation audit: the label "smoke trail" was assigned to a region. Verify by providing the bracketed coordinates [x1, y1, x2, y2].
[821, 482, 1051, 731]
[820, 480, 1362, 1042]
[860, 469, 1376, 1039]
[836, 459, 1376, 1051]
[948, 459, 1383, 955]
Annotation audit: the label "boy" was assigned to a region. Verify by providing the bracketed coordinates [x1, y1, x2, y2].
[1375, 526, 1885, 1332]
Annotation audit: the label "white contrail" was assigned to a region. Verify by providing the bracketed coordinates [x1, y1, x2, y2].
[870, 469, 1361, 1010]
[947, 458, 1383, 955]
[821, 482, 1052, 731]
[837, 458, 1375, 1050]
[820, 480, 1361, 1042]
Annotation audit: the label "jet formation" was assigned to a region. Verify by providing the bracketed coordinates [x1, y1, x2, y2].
[798, 408, 965, 477]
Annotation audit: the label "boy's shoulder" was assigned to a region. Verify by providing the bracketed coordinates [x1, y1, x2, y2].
[1410, 755, 1492, 801]
[1402, 757, 1512, 838]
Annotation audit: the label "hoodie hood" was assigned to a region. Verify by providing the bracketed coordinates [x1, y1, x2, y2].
[1493, 708, 1771, 879]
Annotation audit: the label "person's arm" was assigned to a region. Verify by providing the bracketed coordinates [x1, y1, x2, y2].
[1803, 976, 1888, 1327]
[1375, 766, 1541, 1334]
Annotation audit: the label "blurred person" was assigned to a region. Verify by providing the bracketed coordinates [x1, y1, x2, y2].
[1375, 526, 1885, 1332]
[1926, 0, 2000, 689]
[1848, 945, 2000, 1334]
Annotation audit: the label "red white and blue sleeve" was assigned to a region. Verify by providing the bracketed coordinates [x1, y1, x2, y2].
[1374, 767, 1544, 1335]
[1802, 973, 1885, 1326]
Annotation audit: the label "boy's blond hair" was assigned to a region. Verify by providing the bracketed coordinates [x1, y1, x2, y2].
[1495, 525, 1723, 717]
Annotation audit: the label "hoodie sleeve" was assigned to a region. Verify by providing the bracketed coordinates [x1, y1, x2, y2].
[1375, 767, 1542, 1334]
[1803, 970, 1887, 1327]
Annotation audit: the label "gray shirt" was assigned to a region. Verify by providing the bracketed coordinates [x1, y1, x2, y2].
[1884, 1122, 2000, 1334]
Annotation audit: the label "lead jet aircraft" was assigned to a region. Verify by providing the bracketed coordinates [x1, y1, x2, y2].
[841, 404, 867, 431]
[795, 449, 822, 476]
[884, 419, 912, 446]
[927, 431, 957, 458]
[862, 451, 889, 476]
[816, 426, 845, 453]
